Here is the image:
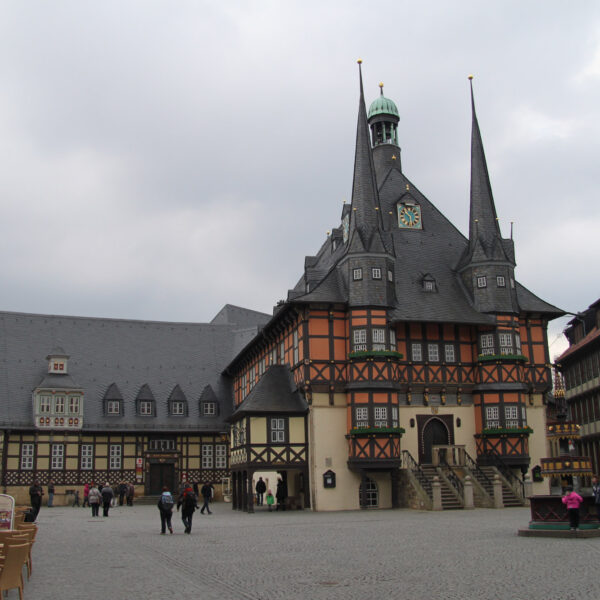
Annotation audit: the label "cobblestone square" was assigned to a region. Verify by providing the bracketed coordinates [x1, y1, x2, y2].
[23, 503, 600, 599]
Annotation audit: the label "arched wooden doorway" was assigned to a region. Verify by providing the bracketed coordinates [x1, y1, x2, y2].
[420, 418, 449, 464]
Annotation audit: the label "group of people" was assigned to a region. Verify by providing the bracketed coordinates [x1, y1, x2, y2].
[157, 481, 215, 534]
[255, 476, 287, 511]
[83, 481, 134, 516]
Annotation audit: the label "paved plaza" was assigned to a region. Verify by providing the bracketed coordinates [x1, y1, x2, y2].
[24, 503, 599, 599]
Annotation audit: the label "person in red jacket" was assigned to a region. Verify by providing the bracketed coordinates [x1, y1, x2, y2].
[562, 486, 584, 531]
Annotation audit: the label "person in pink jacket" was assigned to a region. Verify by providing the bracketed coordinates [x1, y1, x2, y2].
[562, 486, 584, 530]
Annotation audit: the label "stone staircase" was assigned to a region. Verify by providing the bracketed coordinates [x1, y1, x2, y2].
[420, 465, 463, 510]
[479, 466, 525, 507]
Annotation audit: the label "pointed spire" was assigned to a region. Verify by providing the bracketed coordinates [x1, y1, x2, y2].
[348, 60, 384, 253]
[468, 75, 503, 255]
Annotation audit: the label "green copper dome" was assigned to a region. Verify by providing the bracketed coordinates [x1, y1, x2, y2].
[368, 85, 399, 119]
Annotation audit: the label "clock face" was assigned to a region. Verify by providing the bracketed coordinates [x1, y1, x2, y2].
[397, 204, 422, 229]
[342, 215, 350, 243]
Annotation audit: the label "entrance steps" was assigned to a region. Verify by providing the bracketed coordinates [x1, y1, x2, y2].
[478, 466, 525, 507]
[420, 465, 463, 510]
[133, 495, 161, 506]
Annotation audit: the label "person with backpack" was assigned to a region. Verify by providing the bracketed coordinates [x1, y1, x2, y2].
[177, 485, 198, 534]
[88, 484, 102, 517]
[157, 486, 174, 534]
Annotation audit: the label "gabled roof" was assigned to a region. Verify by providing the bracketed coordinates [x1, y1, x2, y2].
[229, 365, 308, 420]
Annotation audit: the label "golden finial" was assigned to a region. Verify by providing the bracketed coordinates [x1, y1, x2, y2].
[357, 59, 363, 64]
[343, 198, 346, 204]
[379, 82, 384, 95]
[406, 184, 410, 191]
[326, 230, 331, 236]
[391, 154, 396, 160]
[375, 207, 379, 211]
[468, 74, 474, 80]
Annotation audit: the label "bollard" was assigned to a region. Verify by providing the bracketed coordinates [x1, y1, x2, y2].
[464, 475, 474, 509]
[432, 476, 443, 511]
[493, 474, 504, 509]
[523, 477, 532, 507]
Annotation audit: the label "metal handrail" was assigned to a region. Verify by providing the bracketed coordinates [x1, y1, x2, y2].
[439, 459, 464, 496]
[402, 450, 432, 498]
[464, 450, 494, 490]
[483, 449, 525, 498]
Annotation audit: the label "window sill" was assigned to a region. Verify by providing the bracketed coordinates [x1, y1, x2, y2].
[348, 351, 404, 360]
[477, 354, 528, 363]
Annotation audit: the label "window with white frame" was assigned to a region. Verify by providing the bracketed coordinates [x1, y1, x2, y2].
[279, 341, 285, 364]
[423, 280, 435, 292]
[107, 400, 120, 415]
[109, 444, 122, 469]
[293, 330, 299, 364]
[353, 268, 363, 281]
[477, 276, 487, 288]
[428, 344, 439, 362]
[521, 405, 527, 426]
[149, 439, 175, 451]
[55, 396, 65, 414]
[444, 344, 455, 363]
[372, 268, 381, 280]
[171, 401, 185, 415]
[496, 276, 506, 287]
[505, 405, 519, 428]
[355, 406, 369, 428]
[486, 406, 500, 428]
[389, 328, 396, 351]
[249, 366, 256, 390]
[391, 406, 399, 427]
[215, 444, 227, 469]
[515, 333, 522, 353]
[202, 445, 214, 469]
[202, 402, 216, 416]
[51, 443, 64, 470]
[372, 328, 386, 351]
[480, 334, 495, 356]
[359, 477, 378, 508]
[39, 396, 51, 413]
[374, 406, 388, 428]
[242, 374, 247, 398]
[270, 418, 286, 443]
[259, 357, 266, 376]
[139, 400, 153, 416]
[353, 329, 367, 351]
[21, 443, 34, 470]
[412, 343, 423, 361]
[499, 333, 513, 355]
[81, 444, 93, 470]
[388, 270, 393, 282]
[69, 396, 80, 414]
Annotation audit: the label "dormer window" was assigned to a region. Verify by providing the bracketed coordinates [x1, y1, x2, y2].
[168, 384, 188, 417]
[477, 276, 487, 288]
[172, 401, 185, 415]
[372, 268, 382, 280]
[46, 348, 69, 374]
[353, 268, 363, 281]
[422, 275, 437, 292]
[140, 401, 153, 415]
[136, 384, 155, 417]
[107, 401, 121, 415]
[202, 402, 217, 416]
[496, 276, 506, 287]
[388, 270, 393, 282]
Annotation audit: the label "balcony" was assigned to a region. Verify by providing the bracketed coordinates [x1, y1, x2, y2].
[540, 456, 593, 477]
[546, 422, 582, 439]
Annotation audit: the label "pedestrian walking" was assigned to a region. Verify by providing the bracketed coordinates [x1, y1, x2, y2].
[72, 490, 81, 507]
[255, 477, 266, 506]
[47, 479, 55, 507]
[29, 479, 43, 521]
[118, 481, 127, 506]
[200, 482, 213, 514]
[158, 486, 174, 534]
[88, 484, 102, 517]
[276, 477, 287, 511]
[562, 485, 584, 530]
[82, 483, 90, 507]
[101, 482, 114, 517]
[177, 485, 197, 534]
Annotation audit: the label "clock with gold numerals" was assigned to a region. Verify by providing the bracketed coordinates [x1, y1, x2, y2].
[397, 203, 422, 229]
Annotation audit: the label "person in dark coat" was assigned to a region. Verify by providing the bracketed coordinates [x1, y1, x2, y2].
[126, 482, 134, 506]
[276, 477, 287, 511]
[157, 486, 174, 534]
[118, 481, 128, 506]
[101, 482, 114, 517]
[29, 480, 43, 520]
[255, 477, 266, 506]
[177, 485, 197, 534]
[200, 482, 213, 514]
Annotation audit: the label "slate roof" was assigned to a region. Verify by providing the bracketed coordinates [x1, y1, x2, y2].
[0, 307, 270, 431]
[285, 76, 563, 324]
[229, 365, 308, 420]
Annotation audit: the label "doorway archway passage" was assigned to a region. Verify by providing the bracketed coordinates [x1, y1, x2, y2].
[421, 418, 449, 464]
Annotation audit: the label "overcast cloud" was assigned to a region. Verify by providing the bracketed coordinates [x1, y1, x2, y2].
[1, 1, 599, 360]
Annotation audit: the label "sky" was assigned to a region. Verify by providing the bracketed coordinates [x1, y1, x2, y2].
[1, 1, 599, 360]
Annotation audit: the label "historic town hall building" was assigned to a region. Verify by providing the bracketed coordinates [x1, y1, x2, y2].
[0, 65, 563, 510]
